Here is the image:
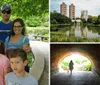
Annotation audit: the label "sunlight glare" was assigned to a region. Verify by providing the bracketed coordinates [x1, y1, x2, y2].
[58, 53, 91, 72]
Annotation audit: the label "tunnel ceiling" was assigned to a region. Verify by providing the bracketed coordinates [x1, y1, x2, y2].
[51, 44, 100, 66]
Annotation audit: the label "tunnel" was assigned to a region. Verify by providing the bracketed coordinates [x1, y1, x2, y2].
[51, 44, 100, 76]
[58, 53, 92, 72]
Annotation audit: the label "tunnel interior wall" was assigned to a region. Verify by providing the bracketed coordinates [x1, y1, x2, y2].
[51, 44, 100, 76]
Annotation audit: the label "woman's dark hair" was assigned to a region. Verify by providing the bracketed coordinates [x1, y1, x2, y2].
[0, 40, 5, 54]
[10, 18, 26, 36]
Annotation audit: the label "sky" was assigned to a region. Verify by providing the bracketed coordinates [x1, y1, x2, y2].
[50, 0, 100, 17]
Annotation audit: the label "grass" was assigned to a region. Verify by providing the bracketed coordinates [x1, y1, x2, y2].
[51, 32, 100, 42]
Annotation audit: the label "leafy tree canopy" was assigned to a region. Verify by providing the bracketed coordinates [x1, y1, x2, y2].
[50, 12, 72, 24]
[0, 0, 48, 19]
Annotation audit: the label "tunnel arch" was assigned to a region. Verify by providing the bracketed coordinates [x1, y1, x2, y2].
[55, 50, 94, 69]
[51, 44, 100, 76]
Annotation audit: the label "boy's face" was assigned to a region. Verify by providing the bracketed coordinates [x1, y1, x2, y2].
[10, 56, 28, 73]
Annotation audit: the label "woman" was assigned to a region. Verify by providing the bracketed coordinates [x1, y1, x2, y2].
[5, 18, 30, 53]
[69, 60, 74, 74]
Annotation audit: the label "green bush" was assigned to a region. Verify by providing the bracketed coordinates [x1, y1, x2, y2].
[34, 29, 49, 35]
[75, 60, 81, 64]
[42, 22, 49, 27]
[26, 29, 34, 34]
[82, 63, 92, 71]
[25, 16, 42, 27]
[27, 51, 35, 68]
[51, 32, 100, 42]
[61, 61, 69, 70]
[26, 27, 49, 36]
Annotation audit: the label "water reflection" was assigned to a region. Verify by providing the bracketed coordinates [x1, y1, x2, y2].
[58, 23, 100, 38]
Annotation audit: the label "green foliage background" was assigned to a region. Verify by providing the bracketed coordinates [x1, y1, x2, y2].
[0, 0, 49, 27]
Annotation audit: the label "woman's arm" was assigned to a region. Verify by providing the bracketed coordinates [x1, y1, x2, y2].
[22, 36, 31, 53]
[23, 44, 31, 53]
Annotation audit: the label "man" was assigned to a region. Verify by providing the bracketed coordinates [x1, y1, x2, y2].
[0, 4, 12, 42]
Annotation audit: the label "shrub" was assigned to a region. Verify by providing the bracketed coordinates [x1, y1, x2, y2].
[50, 32, 100, 42]
[82, 63, 92, 71]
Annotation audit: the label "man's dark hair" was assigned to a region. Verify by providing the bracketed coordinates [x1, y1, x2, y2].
[9, 48, 28, 62]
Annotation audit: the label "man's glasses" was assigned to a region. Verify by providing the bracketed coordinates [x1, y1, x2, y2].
[2, 10, 11, 14]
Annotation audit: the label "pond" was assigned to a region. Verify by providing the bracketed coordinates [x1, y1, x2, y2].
[50, 23, 100, 42]
[56, 23, 100, 38]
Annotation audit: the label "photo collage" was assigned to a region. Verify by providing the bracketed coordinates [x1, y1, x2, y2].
[0, 0, 100, 85]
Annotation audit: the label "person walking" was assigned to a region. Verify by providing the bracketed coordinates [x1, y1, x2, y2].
[69, 60, 74, 74]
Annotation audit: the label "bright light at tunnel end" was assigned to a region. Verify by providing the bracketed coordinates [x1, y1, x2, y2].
[58, 53, 91, 72]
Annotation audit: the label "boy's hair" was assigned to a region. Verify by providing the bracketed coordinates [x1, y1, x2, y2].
[9, 48, 28, 61]
[0, 40, 5, 54]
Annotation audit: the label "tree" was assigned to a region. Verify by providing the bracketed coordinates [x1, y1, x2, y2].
[87, 18, 92, 23]
[0, 0, 48, 19]
[0, 0, 49, 27]
[97, 15, 100, 24]
[92, 16, 97, 24]
[50, 12, 72, 24]
[81, 19, 87, 23]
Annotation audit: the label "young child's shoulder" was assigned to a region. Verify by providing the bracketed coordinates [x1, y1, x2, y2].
[27, 73, 38, 85]
[5, 72, 38, 85]
[5, 72, 14, 78]
[27, 73, 36, 79]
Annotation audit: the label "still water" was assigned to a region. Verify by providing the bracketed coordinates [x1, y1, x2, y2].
[56, 23, 100, 38]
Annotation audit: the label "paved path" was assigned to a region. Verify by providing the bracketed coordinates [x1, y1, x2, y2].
[30, 41, 49, 85]
[51, 71, 100, 85]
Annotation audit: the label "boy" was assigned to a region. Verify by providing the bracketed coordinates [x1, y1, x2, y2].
[5, 48, 38, 85]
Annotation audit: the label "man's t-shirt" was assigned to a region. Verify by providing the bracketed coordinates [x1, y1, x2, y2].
[0, 21, 12, 42]
[5, 72, 38, 85]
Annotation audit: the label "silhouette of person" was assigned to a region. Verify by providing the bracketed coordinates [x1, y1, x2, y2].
[69, 60, 74, 74]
